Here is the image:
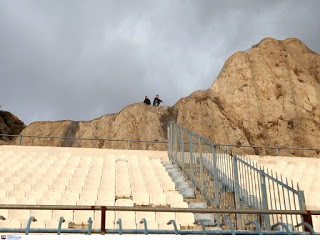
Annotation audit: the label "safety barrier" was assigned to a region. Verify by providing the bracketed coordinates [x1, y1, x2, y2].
[0, 133, 167, 150]
[0, 205, 318, 235]
[167, 122, 309, 232]
[1, 133, 319, 156]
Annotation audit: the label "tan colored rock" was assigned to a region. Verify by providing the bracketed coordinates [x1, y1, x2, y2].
[13, 104, 174, 151]
[0, 110, 26, 143]
[205, 38, 320, 156]
[10, 38, 320, 157]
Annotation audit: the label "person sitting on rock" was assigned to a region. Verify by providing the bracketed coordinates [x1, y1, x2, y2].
[153, 94, 163, 106]
[143, 96, 151, 105]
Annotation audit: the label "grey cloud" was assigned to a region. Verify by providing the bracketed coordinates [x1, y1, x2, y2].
[0, 0, 319, 125]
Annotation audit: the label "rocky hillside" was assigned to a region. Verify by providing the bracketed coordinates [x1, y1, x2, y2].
[9, 38, 320, 156]
[175, 38, 320, 156]
[11, 104, 175, 151]
[0, 111, 26, 145]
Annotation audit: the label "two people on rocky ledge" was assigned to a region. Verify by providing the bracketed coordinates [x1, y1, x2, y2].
[143, 95, 163, 106]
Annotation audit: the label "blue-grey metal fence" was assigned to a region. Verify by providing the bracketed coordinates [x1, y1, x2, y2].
[167, 121, 307, 232]
[0, 133, 167, 150]
[0, 133, 319, 156]
[0, 204, 318, 235]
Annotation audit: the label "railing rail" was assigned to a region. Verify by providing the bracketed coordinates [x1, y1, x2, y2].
[0, 133, 167, 150]
[1, 204, 319, 214]
[0, 204, 318, 235]
[167, 121, 309, 232]
[0, 133, 319, 155]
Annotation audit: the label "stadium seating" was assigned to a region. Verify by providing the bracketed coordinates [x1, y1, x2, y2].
[0, 146, 194, 232]
[1, 145, 318, 233]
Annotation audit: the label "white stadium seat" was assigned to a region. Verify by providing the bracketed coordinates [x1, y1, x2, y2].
[58, 198, 77, 206]
[8, 190, 26, 199]
[55, 177, 70, 186]
[0, 189, 6, 198]
[80, 191, 98, 202]
[26, 190, 44, 201]
[74, 210, 94, 224]
[150, 192, 167, 206]
[23, 177, 38, 185]
[67, 185, 83, 192]
[49, 184, 66, 192]
[44, 190, 62, 201]
[15, 183, 32, 192]
[6, 176, 22, 184]
[62, 191, 80, 201]
[0, 219, 21, 228]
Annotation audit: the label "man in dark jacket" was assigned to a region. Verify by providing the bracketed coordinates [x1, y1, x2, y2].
[143, 96, 151, 105]
[153, 94, 163, 106]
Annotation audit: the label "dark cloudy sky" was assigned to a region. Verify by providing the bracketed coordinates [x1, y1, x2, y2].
[1, 0, 319, 125]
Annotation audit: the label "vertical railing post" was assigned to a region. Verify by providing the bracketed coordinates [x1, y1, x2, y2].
[175, 127, 180, 162]
[171, 124, 174, 160]
[175, 127, 178, 162]
[232, 155, 242, 229]
[260, 169, 270, 231]
[127, 140, 130, 150]
[276, 148, 279, 156]
[101, 206, 106, 235]
[167, 123, 171, 157]
[190, 133, 194, 190]
[199, 138, 204, 202]
[181, 129, 184, 167]
[212, 146, 220, 227]
[298, 190, 313, 233]
[76, 138, 79, 148]
[19, 135, 22, 145]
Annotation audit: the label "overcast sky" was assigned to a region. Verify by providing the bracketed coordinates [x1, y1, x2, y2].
[1, 0, 319, 125]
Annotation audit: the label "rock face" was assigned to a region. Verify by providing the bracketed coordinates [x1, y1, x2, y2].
[12, 104, 176, 151]
[175, 38, 320, 156]
[0, 111, 26, 144]
[9, 38, 320, 156]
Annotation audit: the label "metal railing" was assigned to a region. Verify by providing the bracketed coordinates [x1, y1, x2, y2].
[0, 204, 318, 235]
[167, 122, 309, 232]
[0, 133, 167, 150]
[214, 144, 320, 157]
[1, 133, 319, 156]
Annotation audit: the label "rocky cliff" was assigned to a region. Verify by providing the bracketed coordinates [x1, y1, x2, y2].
[12, 104, 175, 151]
[9, 38, 320, 156]
[0, 110, 26, 144]
[174, 38, 320, 156]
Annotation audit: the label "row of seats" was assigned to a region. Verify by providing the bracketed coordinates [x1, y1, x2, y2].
[0, 149, 195, 230]
[0, 189, 184, 206]
[0, 198, 194, 229]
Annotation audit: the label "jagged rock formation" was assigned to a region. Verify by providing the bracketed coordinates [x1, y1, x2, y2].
[174, 38, 320, 156]
[0, 111, 26, 144]
[12, 104, 175, 151]
[9, 38, 320, 156]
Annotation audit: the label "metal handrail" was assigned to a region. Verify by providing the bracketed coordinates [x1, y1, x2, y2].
[0, 133, 167, 143]
[167, 121, 316, 232]
[0, 133, 319, 154]
[0, 204, 319, 215]
[0, 205, 317, 235]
